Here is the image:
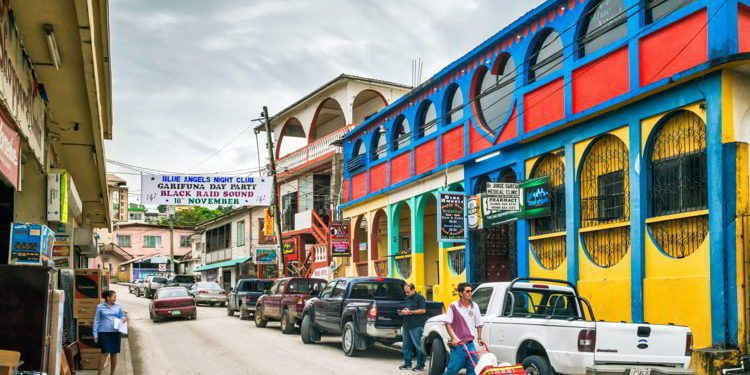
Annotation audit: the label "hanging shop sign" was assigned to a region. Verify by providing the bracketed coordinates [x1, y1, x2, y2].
[47, 171, 70, 223]
[282, 240, 296, 256]
[329, 221, 351, 257]
[0, 115, 20, 190]
[8, 223, 55, 266]
[263, 208, 275, 237]
[480, 176, 553, 227]
[439, 192, 467, 242]
[467, 195, 482, 230]
[485, 182, 520, 211]
[141, 174, 272, 206]
[254, 245, 280, 265]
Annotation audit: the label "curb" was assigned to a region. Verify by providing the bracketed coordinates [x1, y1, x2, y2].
[121, 334, 134, 375]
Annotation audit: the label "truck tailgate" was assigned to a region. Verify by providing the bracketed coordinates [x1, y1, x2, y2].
[373, 300, 405, 328]
[594, 322, 690, 366]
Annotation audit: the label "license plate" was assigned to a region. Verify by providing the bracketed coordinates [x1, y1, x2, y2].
[211, 298, 217, 301]
[631, 368, 651, 375]
[171, 310, 181, 316]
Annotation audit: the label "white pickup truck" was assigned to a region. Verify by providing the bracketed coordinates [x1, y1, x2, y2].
[422, 278, 693, 375]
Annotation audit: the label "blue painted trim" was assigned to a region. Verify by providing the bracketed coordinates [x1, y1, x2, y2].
[565, 143, 579, 284]
[629, 115, 645, 323]
[723, 142, 739, 347]
[705, 80, 729, 346]
[514, 162, 530, 278]
[708, 0, 737, 59]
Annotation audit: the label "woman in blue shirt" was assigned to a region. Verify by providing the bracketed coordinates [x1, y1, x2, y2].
[93, 290, 127, 375]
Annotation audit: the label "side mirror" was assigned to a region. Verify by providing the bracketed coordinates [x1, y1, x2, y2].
[310, 289, 320, 297]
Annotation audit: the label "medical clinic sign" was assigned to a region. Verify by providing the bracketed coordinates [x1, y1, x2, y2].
[141, 175, 272, 206]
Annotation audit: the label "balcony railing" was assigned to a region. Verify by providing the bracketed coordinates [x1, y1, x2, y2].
[205, 248, 231, 264]
[277, 125, 352, 172]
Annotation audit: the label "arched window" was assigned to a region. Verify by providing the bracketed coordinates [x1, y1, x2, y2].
[580, 134, 630, 267]
[475, 55, 516, 132]
[648, 110, 707, 258]
[473, 175, 491, 195]
[646, 0, 695, 24]
[529, 153, 566, 270]
[445, 85, 465, 125]
[348, 139, 366, 173]
[417, 101, 437, 138]
[391, 115, 410, 151]
[528, 30, 563, 83]
[371, 127, 387, 161]
[578, 0, 627, 57]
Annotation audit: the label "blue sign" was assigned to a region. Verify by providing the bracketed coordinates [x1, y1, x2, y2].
[9, 223, 55, 265]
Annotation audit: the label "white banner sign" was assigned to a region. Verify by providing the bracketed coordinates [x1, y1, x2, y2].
[485, 182, 520, 211]
[141, 174, 272, 206]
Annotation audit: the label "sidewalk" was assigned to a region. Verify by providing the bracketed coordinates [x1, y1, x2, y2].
[77, 335, 134, 375]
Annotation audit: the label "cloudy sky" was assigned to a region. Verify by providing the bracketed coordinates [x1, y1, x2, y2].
[106, 0, 545, 202]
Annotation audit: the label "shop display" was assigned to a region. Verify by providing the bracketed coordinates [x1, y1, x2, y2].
[8, 223, 55, 266]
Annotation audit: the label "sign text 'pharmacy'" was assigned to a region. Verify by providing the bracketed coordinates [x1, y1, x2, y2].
[141, 175, 272, 206]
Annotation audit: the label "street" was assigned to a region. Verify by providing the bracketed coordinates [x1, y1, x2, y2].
[114, 285, 410, 375]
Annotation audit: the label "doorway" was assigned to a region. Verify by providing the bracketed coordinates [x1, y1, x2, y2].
[222, 270, 232, 291]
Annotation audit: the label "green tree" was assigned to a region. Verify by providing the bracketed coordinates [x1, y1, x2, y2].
[160, 206, 235, 226]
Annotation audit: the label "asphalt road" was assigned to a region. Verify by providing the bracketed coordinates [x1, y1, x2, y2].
[113, 284, 412, 375]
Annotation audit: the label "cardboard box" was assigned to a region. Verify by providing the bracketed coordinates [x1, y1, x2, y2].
[0, 350, 20, 375]
[74, 298, 99, 319]
[80, 352, 100, 370]
[76, 319, 100, 353]
[8, 223, 55, 266]
[75, 269, 103, 299]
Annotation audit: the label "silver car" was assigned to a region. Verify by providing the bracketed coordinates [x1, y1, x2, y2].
[189, 281, 228, 306]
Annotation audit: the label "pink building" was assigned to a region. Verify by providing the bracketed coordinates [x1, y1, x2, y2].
[113, 223, 196, 258]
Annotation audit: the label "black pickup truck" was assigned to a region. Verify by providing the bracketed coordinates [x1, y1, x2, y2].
[300, 277, 443, 357]
[226, 278, 273, 319]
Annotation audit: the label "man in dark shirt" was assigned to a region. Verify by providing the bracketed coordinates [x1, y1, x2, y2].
[398, 282, 427, 371]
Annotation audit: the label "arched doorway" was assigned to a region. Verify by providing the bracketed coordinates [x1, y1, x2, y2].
[371, 209, 389, 276]
[276, 117, 306, 159]
[310, 98, 346, 142]
[421, 194, 439, 300]
[353, 90, 388, 124]
[353, 215, 369, 276]
[394, 202, 412, 279]
[470, 168, 518, 283]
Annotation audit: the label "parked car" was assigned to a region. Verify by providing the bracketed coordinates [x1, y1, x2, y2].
[138, 275, 169, 298]
[129, 279, 144, 294]
[226, 278, 274, 319]
[254, 277, 326, 332]
[189, 281, 228, 306]
[300, 277, 443, 357]
[149, 287, 197, 322]
[169, 274, 196, 288]
[422, 278, 693, 375]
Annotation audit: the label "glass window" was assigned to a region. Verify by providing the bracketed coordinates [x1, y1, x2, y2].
[472, 287, 493, 315]
[348, 140, 366, 172]
[579, 0, 627, 57]
[528, 30, 563, 83]
[475, 56, 516, 132]
[597, 170, 625, 221]
[196, 282, 223, 290]
[282, 192, 298, 232]
[646, 0, 695, 24]
[348, 282, 406, 300]
[371, 127, 387, 161]
[179, 235, 191, 247]
[391, 116, 410, 151]
[446, 86, 465, 125]
[236, 220, 246, 247]
[288, 279, 326, 294]
[157, 288, 189, 299]
[117, 235, 131, 248]
[418, 101, 437, 138]
[206, 223, 232, 251]
[144, 235, 162, 248]
[319, 281, 337, 299]
[503, 288, 579, 318]
[331, 280, 347, 298]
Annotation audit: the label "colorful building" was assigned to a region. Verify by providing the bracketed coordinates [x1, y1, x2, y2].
[340, 0, 750, 368]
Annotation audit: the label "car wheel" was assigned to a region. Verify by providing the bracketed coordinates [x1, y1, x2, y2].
[281, 309, 294, 334]
[239, 304, 250, 320]
[522, 355, 555, 375]
[342, 321, 359, 357]
[226, 305, 234, 316]
[254, 307, 268, 328]
[300, 314, 316, 344]
[428, 337, 447, 375]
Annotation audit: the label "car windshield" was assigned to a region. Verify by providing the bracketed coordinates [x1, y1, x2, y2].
[503, 288, 581, 319]
[196, 282, 223, 290]
[171, 275, 194, 283]
[288, 280, 325, 294]
[157, 289, 189, 298]
[349, 282, 406, 301]
[152, 277, 168, 283]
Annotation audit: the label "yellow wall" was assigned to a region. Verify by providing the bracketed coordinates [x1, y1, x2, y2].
[423, 202, 439, 292]
[433, 245, 467, 308]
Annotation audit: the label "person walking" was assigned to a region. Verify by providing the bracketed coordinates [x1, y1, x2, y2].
[443, 283, 484, 375]
[94, 290, 127, 375]
[398, 282, 427, 371]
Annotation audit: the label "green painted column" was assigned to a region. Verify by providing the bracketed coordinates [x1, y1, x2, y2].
[387, 203, 400, 278]
[411, 195, 425, 288]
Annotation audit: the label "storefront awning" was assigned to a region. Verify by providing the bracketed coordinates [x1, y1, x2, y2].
[193, 256, 252, 273]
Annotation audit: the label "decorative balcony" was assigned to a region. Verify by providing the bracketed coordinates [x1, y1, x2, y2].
[277, 125, 352, 173]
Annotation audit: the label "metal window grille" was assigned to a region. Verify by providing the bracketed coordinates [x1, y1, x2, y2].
[649, 215, 707, 258]
[447, 248, 466, 275]
[650, 110, 707, 217]
[646, 0, 695, 24]
[530, 154, 566, 235]
[580, 135, 630, 267]
[530, 236, 566, 269]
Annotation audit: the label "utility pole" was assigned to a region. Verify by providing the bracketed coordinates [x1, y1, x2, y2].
[169, 206, 175, 275]
[262, 106, 285, 277]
